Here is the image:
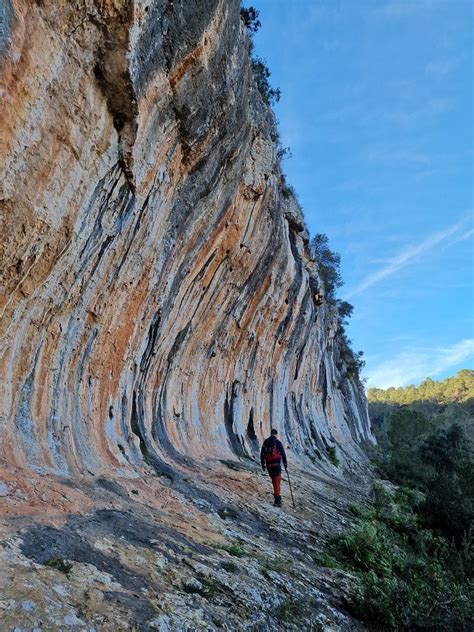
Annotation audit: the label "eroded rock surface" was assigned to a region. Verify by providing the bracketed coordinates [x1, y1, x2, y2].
[1, 0, 373, 628]
[0, 458, 368, 630]
[1, 0, 372, 474]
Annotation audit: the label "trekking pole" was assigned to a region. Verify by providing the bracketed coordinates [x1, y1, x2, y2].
[286, 468, 296, 509]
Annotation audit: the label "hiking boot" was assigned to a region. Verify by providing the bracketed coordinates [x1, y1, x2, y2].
[273, 496, 282, 507]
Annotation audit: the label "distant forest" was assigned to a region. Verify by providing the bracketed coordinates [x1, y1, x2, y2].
[368, 369, 474, 405]
[368, 369, 473, 445]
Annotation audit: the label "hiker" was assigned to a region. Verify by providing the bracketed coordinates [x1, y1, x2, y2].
[260, 429, 287, 507]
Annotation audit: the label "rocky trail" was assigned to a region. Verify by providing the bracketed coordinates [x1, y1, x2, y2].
[0, 458, 369, 631]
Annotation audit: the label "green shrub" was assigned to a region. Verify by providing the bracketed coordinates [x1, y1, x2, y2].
[200, 578, 221, 599]
[281, 184, 293, 199]
[375, 415, 473, 544]
[183, 577, 222, 599]
[313, 552, 340, 569]
[220, 542, 246, 558]
[45, 556, 73, 575]
[309, 233, 342, 300]
[326, 446, 339, 467]
[362, 375, 474, 628]
[251, 57, 281, 106]
[260, 559, 287, 578]
[326, 483, 474, 630]
[240, 4, 281, 106]
[240, 6, 261, 33]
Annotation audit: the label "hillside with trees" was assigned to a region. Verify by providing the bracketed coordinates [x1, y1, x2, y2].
[368, 369, 473, 442]
[368, 369, 474, 405]
[315, 370, 473, 629]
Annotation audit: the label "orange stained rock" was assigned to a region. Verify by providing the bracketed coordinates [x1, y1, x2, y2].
[0, 0, 373, 479]
[169, 45, 205, 90]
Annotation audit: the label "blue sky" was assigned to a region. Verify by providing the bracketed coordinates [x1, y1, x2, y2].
[251, 0, 473, 388]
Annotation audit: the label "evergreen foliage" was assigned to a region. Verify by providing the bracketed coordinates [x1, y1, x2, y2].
[251, 57, 281, 106]
[321, 370, 474, 628]
[336, 299, 353, 322]
[240, 4, 281, 106]
[240, 6, 261, 32]
[369, 372, 474, 544]
[307, 234, 365, 380]
[309, 233, 343, 300]
[326, 483, 474, 631]
[368, 369, 474, 405]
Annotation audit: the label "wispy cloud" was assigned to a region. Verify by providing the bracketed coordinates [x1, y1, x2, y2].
[346, 215, 471, 298]
[365, 339, 474, 388]
[442, 227, 474, 249]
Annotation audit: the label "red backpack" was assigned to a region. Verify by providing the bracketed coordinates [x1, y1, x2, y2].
[263, 439, 281, 466]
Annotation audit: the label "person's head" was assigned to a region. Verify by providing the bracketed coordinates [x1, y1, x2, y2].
[270, 429, 278, 436]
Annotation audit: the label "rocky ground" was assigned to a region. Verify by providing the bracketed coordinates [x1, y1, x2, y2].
[0, 458, 370, 631]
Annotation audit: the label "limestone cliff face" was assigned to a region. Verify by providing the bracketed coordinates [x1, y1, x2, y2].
[0, 0, 373, 479]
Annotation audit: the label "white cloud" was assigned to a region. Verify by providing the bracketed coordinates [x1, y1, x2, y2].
[345, 215, 471, 298]
[442, 227, 474, 249]
[366, 339, 474, 388]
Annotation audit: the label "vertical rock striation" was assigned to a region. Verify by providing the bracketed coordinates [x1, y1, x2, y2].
[0, 0, 373, 480]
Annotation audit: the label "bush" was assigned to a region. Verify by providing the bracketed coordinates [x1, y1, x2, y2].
[220, 542, 246, 557]
[240, 6, 261, 33]
[45, 556, 73, 575]
[309, 233, 343, 300]
[327, 483, 474, 630]
[326, 446, 339, 467]
[252, 57, 281, 106]
[359, 379, 474, 628]
[375, 414, 473, 544]
[308, 234, 364, 380]
[344, 347, 365, 379]
[418, 424, 474, 544]
[336, 299, 353, 322]
[277, 145, 292, 162]
[275, 598, 306, 621]
[240, 5, 281, 107]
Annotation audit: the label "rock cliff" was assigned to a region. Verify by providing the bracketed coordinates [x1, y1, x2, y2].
[1, 1, 373, 629]
[1, 0, 371, 475]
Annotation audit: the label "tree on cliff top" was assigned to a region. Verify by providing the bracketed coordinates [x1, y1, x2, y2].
[240, 4, 281, 106]
[309, 233, 343, 300]
[251, 57, 281, 106]
[240, 6, 261, 32]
